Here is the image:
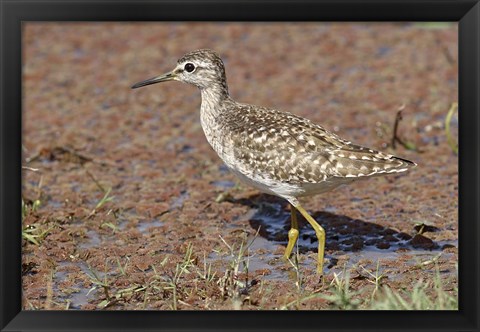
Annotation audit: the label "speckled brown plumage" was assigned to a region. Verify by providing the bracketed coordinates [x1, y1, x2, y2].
[214, 102, 414, 185]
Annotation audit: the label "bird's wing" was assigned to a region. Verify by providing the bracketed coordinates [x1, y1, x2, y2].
[219, 104, 415, 183]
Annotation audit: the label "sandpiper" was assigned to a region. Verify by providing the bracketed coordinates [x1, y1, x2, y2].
[132, 49, 416, 274]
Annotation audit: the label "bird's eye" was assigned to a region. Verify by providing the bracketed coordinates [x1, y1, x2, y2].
[184, 63, 195, 73]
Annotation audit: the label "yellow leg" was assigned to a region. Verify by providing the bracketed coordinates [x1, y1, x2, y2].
[291, 201, 325, 275]
[283, 204, 299, 259]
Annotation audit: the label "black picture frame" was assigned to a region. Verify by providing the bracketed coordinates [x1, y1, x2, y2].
[1, 0, 479, 331]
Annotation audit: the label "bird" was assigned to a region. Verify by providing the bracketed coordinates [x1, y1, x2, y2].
[131, 49, 416, 274]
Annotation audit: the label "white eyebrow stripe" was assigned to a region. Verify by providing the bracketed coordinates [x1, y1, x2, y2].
[178, 60, 211, 69]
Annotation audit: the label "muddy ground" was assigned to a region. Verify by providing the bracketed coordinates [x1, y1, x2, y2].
[22, 23, 458, 310]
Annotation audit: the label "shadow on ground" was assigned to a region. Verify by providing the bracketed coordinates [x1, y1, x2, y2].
[231, 194, 443, 258]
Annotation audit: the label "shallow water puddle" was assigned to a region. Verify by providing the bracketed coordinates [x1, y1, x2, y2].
[136, 218, 165, 233]
[78, 229, 102, 249]
[54, 261, 103, 309]
[171, 190, 189, 209]
[210, 180, 236, 189]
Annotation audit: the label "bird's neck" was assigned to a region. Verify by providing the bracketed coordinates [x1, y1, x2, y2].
[199, 84, 233, 150]
[200, 83, 231, 116]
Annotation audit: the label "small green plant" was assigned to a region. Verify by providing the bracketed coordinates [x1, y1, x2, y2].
[216, 230, 260, 307]
[369, 262, 457, 310]
[81, 244, 216, 310]
[22, 198, 51, 245]
[116, 256, 129, 276]
[320, 267, 361, 310]
[22, 198, 41, 220]
[197, 252, 217, 283]
[85, 257, 145, 309]
[101, 221, 119, 233]
[86, 261, 113, 308]
[95, 188, 115, 210]
[88, 187, 115, 218]
[162, 243, 196, 310]
[22, 223, 51, 246]
[286, 244, 302, 292]
[359, 261, 386, 300]
[371, 279, 457, 310]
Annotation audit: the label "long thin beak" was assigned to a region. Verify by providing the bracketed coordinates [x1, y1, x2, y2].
[131, 71, 176, 89]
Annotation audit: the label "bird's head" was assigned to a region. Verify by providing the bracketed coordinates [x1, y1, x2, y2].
[131, 49, 228, 94]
